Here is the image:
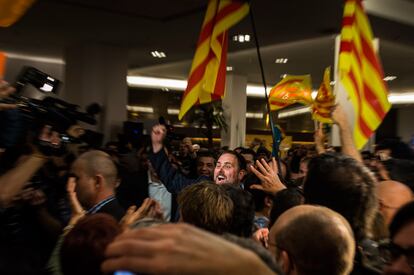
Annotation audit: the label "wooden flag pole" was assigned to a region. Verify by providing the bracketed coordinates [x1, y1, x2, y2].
[248, 3, 283, 174]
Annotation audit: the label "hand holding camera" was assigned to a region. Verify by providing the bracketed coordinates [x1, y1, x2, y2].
[0, 79, 17, 110]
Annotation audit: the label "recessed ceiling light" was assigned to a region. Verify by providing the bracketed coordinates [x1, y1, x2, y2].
[126, 105, 154, 113]
[275, 58, 288, 64]
[226, 66, 233, 71]
[232, 34, 250, 43]
[246, 112, 264, 119]
[150, 51, 167, 58]
[383, 76, 397, 82]
[167, 108, 179, 115]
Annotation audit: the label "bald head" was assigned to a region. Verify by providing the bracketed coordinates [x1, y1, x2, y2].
[377, 180, 413, 226]
[269, 205, 355, 275]
[74, 150, 118, 187]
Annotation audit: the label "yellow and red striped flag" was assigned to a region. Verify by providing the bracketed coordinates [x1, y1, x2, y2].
[178, 0, 249, 120]
[0, 0, 36, 27]
[339, 0, 391, 149]
[268, 75, 313, 111]
[312, 67, 335, 123]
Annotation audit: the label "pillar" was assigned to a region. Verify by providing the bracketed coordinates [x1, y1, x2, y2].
[64, 44, 128, 142]
[220, 74, 247, 149]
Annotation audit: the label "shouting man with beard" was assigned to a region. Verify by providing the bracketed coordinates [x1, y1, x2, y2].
[149, 124, 247, 194]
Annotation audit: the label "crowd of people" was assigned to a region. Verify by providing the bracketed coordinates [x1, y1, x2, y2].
[0, 79, 414, 275]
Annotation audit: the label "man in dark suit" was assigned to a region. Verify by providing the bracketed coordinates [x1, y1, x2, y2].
[70, 150, 125, 221]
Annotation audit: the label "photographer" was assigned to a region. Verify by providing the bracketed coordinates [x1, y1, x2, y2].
[0, 70, 99, 274]
[0, 79, 16, 111]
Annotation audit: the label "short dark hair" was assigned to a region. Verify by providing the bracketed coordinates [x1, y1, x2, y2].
[389, 200, 414, 239]
[303, 153, 378, 241]
[196, 151, 216, 162]
[256, 146, 271, 160]
[376, 138, 414, 160]
[244, 174, 273, 212]
[60, 214, 121, 275]
[270, 188, 304, 227]
[240, 148, 256, 159]
[222, 184, 255, 237]
[178, 181, 233, 234]
[219, 150, 247, 171]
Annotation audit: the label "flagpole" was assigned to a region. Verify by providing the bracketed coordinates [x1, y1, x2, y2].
[248, 3, 283, 173]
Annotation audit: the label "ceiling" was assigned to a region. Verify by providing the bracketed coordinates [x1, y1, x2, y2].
[0, 0, 413, 93]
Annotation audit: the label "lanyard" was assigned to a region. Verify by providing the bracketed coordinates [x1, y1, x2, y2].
[87, 196, 116, 215]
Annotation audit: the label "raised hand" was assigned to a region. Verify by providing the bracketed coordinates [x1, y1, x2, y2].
[102, 223, 275, 275]
[252, 228, 269, 248]
[250, 157, 286, 195]
[66, 177, 86, 226]
[151, 124, 167, 153]
[331, 104, 348, 127]
[120, 198, 164, 231]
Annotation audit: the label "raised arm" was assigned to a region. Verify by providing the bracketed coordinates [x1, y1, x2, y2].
[102, 223, 277, 275]
[149, 124, 199, 194]
[314, 122, 326, 155]
[0, 153, 48, 207]
[332, 105, 363, 162]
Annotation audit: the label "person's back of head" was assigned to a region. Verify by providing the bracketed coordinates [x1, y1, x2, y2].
[271, 205, 355, 275]
[383, 201, 414, 275]
[377, 180, 413, 226]
[222, 184, 255, 237]
[178, 181, 233, 234]
[389, 200, 414, 240]
[60, 213, 121, 275]
[222, 234, 282, 274]
[376, 138, 414, 160]
[303, 152, 378, 241]
[269, 187, 304, 227]
[244, 174, 274, 213]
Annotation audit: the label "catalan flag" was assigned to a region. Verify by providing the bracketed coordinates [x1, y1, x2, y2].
[312, 67, 335, 123]
[268, 75, 313, 111]
[339, 0, 391, 149]
[0, 0, 36, 27]
[178, 0, 249, 120]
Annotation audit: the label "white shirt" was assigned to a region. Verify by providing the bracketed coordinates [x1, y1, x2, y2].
[148, 170, 172, 221]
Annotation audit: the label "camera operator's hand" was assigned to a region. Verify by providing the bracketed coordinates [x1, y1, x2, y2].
[35, 125, 64, 156]
[19, 187, 47, 206]
[0, 80, 17, 110]
[67, 124, 85, 139]
[151, 124, 167, 153]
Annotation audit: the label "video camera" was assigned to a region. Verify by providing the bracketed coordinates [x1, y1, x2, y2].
[0, 66, 100, 150]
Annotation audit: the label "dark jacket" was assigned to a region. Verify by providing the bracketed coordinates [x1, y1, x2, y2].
[95, 198, 125, 222]
[149, 149, 210, 194]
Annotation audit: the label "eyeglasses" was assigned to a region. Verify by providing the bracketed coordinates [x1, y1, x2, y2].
[379, 240, 414, 269]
